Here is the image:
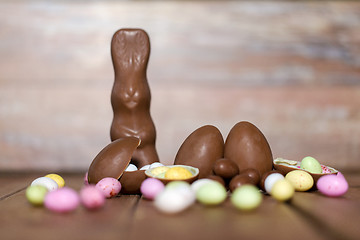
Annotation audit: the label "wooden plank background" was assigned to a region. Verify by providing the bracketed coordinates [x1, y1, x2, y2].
[1, 0, 360, 171]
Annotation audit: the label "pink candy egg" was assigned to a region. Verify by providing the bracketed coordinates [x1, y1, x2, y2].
[140, 178, 165, 200]
[95, 177, 121, 198]
[80, 185, 106, 210]
[317, 172, 348, 197]
[44, 187, 80, 213]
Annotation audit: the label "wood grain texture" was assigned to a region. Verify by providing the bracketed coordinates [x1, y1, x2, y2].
[0, 173, 359, 240]
[0, 1, 359, 171]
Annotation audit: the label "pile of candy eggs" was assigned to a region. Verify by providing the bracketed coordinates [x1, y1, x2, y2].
[26, 173, 122, 213]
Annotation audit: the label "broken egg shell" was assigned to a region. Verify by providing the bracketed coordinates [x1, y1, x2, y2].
[88, 137, 141, 184]
[119, 170, 146, 194]
[213, 158, 239, 179]
[273, 158, 338, 186]
[174, 125, 224, 179]
[224, 121, 273, 179]
[145, 165, 199, 185]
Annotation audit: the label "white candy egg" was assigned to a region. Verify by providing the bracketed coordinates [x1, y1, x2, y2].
[264, 173, 284, 193]
[154, 188, 194, 214]
[125, 164, 138, 172]
[31, 177, 58, 191]
[191, 178, 215, 193]
[150, 162, 164, 168]
[139, 164, 151, 170]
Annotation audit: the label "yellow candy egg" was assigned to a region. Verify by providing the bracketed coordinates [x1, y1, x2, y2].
[151, 166, 170, 177]
[271, 179, 294, 202]
[285, 170, 314, 191]
[45, 174, 65, 188]
[164, 167, 193, 180]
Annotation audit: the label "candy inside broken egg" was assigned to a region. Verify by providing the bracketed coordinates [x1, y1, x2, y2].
[273, 157, 338, 184]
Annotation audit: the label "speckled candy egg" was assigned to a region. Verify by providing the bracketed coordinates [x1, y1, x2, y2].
[285, 170, 314, 191]
[140, 178, 165, 200]
[317, 172, 348, 197]
[174, 125, 224, 179]
[80, 185, 106, 210]
[96, 177, 121, 198]
[44, 187, 80, 213]
[224, 121, 273, 179]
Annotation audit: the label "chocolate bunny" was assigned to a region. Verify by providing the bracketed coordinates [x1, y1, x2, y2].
[110, 28, 159, 167]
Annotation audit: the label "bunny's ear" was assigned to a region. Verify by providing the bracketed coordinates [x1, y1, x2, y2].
[111, 28, 150, 72]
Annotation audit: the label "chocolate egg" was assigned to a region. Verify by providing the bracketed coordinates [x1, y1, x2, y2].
[88, 137, 141, 184]
[224, 121, 273, 179]
[119, 170, 146, 194]
[213, 158, 239, 179]
[229, 174, 254, 192]
[174, 125, 224, 179]
[243, 168, 261, 185]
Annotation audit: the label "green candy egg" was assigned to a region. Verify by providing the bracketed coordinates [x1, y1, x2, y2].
[300, 156, 322, 174]
[231, 185, 262, 211]
[26, 185, 48, 206]
[196, 181, 227, 206]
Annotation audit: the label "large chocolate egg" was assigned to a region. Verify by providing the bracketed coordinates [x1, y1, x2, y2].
[224, 121, 273, 179]
[88, 137, 141, 184]
[174, 125, 224, 179]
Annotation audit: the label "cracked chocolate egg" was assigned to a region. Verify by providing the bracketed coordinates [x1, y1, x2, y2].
[224, 121, 273, 179]
[88, 137, 141, 184]
[174, 125, 224, 179]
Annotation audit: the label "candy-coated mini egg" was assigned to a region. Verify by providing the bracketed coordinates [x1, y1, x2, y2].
[45, 174, 65, 188]
[140, 178, 165, 200]
[164, 166, 193, 180]
[125, 164, 138, 172]
[264, 173, 284, 194]
[196, 181, 227, 206]
[285, 170, 313, 191]
[44, 187, 80, 213]
[154, 188, 195, 214]
[166, 181, 195, 201]
[26, 185, 48, 206]
[300, 156, 322, 174]
[80, 185, 105, 210]
[271, 179, 294, 202]
[31, 177, 58, 191]
[139, 164, 151, 170]
[317, 172, 348, 197]
[150, 166, 170, 177]
[231, 185, 262, 211]
[84, 172, 89, 186]
[150, 162, 164, 168]
[96, 177, 121, 198]
[191, 179, 215, 193]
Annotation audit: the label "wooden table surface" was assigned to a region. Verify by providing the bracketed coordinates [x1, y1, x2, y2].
[0, 172, 359, 240]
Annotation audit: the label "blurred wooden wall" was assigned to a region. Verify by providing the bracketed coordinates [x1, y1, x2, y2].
[1, 1, 360, 172]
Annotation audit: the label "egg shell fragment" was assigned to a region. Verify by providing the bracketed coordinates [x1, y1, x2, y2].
[224, 121, 273, 179]
[285, 170, 314, 192]
[119, 170, 146, 194]
[174, 125, 224, 179]
[88, 137, 141, 184]
[44, 187, 80, 213]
